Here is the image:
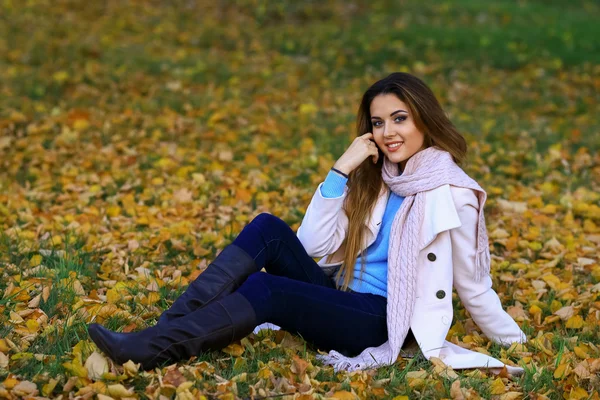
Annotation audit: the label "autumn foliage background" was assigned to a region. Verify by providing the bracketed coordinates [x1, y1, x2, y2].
[0, 0, 599, 399]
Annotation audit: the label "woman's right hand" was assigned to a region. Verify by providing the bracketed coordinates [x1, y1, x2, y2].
[332, 132, 380, 175]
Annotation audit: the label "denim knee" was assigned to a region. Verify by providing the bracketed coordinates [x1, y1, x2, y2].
[236, 272, 277, 322]
[250, 212, 289, 232]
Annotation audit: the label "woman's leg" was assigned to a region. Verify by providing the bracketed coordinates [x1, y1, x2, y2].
[89, 271, 386, 370]
[232, 212, 336, 287]
[238, 272, 387, 357]
[159, 213, 335, 323]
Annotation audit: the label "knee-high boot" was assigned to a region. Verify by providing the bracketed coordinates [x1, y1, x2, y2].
[157, 243, 257, 324]
[88, 292, 257, 370]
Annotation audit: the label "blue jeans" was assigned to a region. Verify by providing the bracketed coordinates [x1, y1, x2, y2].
[232, 213, 388, 357]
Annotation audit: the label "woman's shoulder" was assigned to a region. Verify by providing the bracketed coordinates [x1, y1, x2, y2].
[448, 185, 479, 210]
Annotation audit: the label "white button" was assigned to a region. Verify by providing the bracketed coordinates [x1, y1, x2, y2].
[442, 316, 449, 325]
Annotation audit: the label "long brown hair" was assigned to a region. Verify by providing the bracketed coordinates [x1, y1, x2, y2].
[330, 72, 468, 290]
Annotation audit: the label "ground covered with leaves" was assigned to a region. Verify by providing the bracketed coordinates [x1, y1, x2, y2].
[1, 0, 599, 399]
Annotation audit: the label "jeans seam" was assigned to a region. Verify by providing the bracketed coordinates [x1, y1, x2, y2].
[253, 238, 319, 284]
[251, 238, 277, 262]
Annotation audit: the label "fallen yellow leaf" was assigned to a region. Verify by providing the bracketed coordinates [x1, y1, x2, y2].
[3, 376, 19, 390]
[499, 392, 523, 400]
[84, 351, 109, 381]
[41, 378, 58, 397]
[107, 384, 134, 398]
[567, 386, 589, 400]
[554, 363, 571, 379]
[222, 343, 244, 357]
[565, 315, 584, 329]
[29, 254, 42, 267]
[490, 377, 506, 395]
[331, 390, 358, 399]
[9, 312, 24, 324]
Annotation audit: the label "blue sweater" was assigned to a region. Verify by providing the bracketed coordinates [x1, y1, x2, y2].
[319, 169, 404, 297]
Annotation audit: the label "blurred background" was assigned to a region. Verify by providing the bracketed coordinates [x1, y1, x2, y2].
[1, 0, 599, 257]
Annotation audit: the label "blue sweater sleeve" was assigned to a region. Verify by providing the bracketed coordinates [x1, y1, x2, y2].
[320, 169, 348, 198]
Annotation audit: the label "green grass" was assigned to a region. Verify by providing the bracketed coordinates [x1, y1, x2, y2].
[1, 0, 599, 107]
[9, 320, 89, 380]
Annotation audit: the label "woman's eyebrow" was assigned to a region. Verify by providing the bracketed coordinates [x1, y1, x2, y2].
[371, 109, 408, 119]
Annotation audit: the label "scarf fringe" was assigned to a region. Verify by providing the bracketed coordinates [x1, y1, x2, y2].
[316, 351, 387, 372]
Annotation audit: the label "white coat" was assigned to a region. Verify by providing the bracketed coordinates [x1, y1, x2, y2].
[254, 180, 527, 374]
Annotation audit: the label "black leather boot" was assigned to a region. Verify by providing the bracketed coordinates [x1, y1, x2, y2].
[88, 292, 257, 370]
[157, 243, 257, 324]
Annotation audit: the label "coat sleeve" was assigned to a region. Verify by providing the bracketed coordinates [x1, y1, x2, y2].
[449, 187, 527, 346]
[296, 181, 349, 258]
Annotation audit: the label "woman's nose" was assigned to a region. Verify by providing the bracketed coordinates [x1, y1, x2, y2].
[383, 124, 396, 137]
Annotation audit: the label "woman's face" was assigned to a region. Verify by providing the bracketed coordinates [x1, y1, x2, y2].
[370, 93, 426, 170]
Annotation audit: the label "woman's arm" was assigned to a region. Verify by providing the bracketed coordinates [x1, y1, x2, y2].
[297, 132, 379, 258]
[296, 169, 349, 258]
[449, 186, 527, 346]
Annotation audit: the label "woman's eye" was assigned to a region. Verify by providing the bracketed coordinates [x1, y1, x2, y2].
[373, 117, 406, 127]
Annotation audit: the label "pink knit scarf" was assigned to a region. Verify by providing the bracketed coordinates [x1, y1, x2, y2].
[317, 147, 491, 371]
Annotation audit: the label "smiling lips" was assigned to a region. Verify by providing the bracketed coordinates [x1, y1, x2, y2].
[386, 142, 404, 152]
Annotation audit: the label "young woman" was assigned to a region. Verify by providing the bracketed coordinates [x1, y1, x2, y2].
[88, 72, 527, 373]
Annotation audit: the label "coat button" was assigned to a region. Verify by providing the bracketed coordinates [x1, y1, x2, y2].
[427, 253, 436, 262]
[436, 290, 445, 299]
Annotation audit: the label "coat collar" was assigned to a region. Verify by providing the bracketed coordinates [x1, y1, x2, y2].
[368, 184, 462, 249]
